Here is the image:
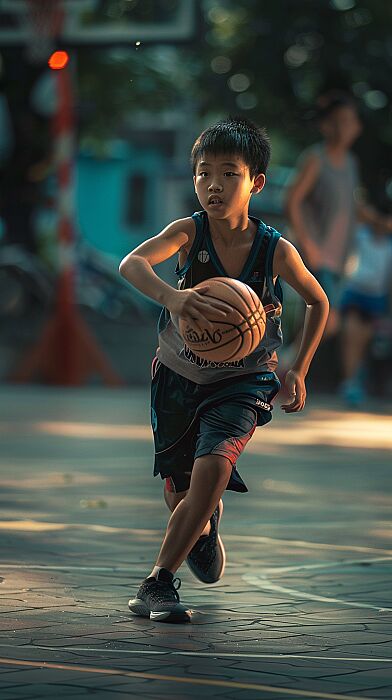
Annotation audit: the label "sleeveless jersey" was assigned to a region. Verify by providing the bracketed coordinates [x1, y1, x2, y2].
[156, 210, 283, 384]
[297, 143, 359, 274]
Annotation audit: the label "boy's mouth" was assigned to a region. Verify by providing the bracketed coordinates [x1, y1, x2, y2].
[208, 196, 223, 206]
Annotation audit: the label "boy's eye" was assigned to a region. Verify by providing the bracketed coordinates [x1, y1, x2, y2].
[224, 172, 238, 176]
[198, 171, 208, 177]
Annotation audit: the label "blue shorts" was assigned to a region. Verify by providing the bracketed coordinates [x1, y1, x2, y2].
[150, 359, 281, 494]
[340, 288, 389, 321]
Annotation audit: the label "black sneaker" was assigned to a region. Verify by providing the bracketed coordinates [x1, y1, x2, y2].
[186, 500, 225, 584]
[128, 568, 191, 623]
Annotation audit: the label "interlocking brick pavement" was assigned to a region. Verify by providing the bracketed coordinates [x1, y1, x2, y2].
[0, 386, 391, 699]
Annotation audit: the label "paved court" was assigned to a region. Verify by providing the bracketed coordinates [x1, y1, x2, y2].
[0, 385, 391, 699]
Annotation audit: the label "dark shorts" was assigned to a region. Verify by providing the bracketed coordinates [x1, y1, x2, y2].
[340, 287, 389, 322]
[150, 358, 281, 494]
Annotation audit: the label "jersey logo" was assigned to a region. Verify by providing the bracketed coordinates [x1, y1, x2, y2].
[263, 303, 276, 315]
[183, 344, 245, 369]
[198, 250, 210, 263]
[255, 398, 271, 410]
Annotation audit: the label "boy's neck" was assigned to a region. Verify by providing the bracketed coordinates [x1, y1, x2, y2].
[207, 211, 255, 247]
[324, 141, 350, 164]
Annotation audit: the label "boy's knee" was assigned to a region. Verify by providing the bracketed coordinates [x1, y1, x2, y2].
[192, 454, 232, 489]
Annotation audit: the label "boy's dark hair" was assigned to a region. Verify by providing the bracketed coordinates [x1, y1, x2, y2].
[316, 90, 358, 122]
[191, 116, 271, 178]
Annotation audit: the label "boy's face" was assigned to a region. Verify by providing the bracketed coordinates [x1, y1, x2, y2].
[193, 153, 265, 219]
[320, 106, 362, 148]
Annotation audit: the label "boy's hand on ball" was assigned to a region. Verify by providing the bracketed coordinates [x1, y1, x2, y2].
[169, 287, 230, 332]
[281, 369, 306, 413]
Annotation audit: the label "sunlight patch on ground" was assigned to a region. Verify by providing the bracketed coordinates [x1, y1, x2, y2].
[0, 520, 67, 532]
[262, 479, 306, 495]
[0, 421, 152, 440]
[0, 520, 162, 537]
[369, 529, 392, 539]
[0, 473, 106, 489]
[250, 412, 392, 450]
[0, 409, 390, 450]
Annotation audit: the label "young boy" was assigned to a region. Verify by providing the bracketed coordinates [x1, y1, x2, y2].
[119, 116, 329, 623]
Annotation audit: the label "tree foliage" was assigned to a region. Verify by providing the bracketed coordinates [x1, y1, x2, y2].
[76, 0, 392, 204]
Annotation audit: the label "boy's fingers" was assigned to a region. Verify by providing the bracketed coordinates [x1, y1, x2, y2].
[196, 300, 230, 318]
[196, 294, 231, 312]
[200, 316, 215, 332]
[281, 398, 295, 410]
[281, 395, 305, 412]
[188, 314, 215, 334]
[187, 317, 202, 333]
[209, 308, 230, 319]
[284, 405, 300, 413]
[281, 388, 297, 407]
[189, 307, 212, 326]
[281, 403, 299, 413]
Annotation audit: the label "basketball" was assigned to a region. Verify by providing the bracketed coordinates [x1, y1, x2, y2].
[178, 277, 266, 362]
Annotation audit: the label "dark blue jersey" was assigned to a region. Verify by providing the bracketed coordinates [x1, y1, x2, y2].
[157, 210, 283, 383]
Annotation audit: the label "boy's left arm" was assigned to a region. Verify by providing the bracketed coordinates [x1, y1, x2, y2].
[274, 238, 329, 413]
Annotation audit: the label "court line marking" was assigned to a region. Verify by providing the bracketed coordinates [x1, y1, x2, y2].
[2, 555, 392, 574]
[0, 657, 376, 700]
[243, 575, 392, 613]
[0, 521, 391, 556]
[226, 535, 392, 555]
[3, 645, 391, 664]
[239, 555, 392, 575]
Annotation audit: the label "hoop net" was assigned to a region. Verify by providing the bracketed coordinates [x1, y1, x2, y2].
[26, 0, 64, 63]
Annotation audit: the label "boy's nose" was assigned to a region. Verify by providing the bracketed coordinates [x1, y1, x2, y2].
[208, 183, 223, 192]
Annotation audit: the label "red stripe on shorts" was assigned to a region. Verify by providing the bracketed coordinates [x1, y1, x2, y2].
[165, 477, 175, 492]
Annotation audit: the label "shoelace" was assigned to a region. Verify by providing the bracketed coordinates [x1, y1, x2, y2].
[145, 577, 181, 604]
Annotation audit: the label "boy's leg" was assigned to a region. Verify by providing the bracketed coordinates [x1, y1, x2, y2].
[163, 483, 211, 537]
[128, 458, 229, 624]
[340, 308, 373, 406]
[341, 309, 372, 381]
[154, 454, 232, 575]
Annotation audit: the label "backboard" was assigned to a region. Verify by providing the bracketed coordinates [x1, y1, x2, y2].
[0, 0, 195, 47]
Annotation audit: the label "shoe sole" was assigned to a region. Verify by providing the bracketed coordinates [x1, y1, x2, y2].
[186, 499, 226, 584]
[128, 598, 191, 623]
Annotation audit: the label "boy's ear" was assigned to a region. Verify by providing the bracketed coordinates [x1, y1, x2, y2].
[251, 173, 266, 194]
[193, 175, 197, 191]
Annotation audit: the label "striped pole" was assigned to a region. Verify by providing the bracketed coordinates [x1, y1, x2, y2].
[52, 64, 78, 381]
[11, 1, 122, 385]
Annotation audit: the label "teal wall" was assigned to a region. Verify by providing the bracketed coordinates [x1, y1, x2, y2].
[76, 144, 164, 258]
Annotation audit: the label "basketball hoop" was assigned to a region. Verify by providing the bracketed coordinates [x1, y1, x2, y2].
[26, 0, 64, 63]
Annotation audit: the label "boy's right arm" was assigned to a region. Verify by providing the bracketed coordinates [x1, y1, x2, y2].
[285, 154, 322, 270]
[119, 218, 229, 330]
